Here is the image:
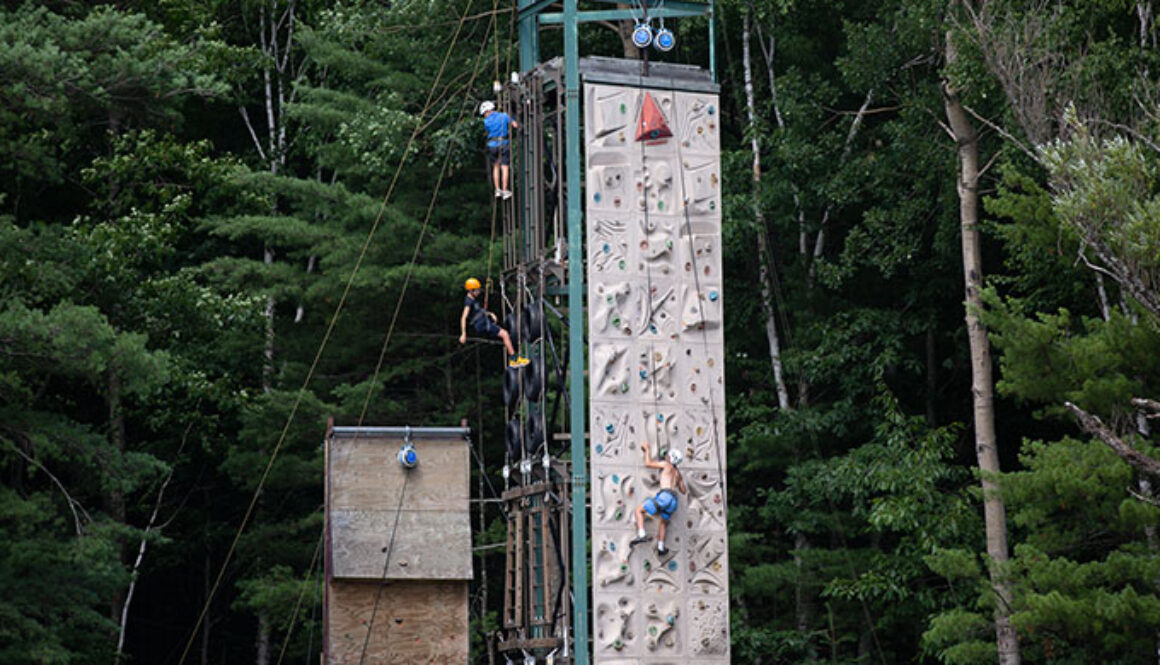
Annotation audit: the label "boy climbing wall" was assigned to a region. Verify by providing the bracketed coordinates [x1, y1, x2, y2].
[479, 100, 518, 199]
[630, 441, 687, 555]
[459, 277, 529, 368]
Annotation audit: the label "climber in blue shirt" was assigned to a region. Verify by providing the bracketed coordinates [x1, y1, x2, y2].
[479, 101, 518, 199]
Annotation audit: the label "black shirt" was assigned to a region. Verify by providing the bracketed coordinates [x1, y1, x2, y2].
[464, 294, 487, 327]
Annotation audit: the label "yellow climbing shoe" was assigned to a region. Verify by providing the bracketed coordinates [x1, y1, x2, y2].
[508, 356, 530, 368]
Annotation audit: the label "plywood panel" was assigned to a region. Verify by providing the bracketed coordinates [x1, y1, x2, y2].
[585, 82, 730, 664]
[330, 510, 471, 579]
[327, 580, 468, 665]
[329, 438, 468, 511]
[327, 434, 471, 581]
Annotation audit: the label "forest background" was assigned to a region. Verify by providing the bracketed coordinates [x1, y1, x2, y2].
[5, 0, 1160, 664]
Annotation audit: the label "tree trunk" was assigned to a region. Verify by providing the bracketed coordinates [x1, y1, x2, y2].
[256, 614, 271, 665]
[202, 542, 212, 665]
[743, 8, 791, 410]
[107, 366, 128, 630]
[943, 28, 1022, 665]
[926, 328, 938, 424]
[794, 531, 817, 661]
[1139, 2, 1156, 49]
[263, 246, 276, 391]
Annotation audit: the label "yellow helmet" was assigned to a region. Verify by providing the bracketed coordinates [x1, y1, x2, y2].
[464, 277, 482, 291]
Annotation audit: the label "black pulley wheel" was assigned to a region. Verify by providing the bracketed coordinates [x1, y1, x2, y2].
[525, 416, 545, 450]
[505, 417, 523, 460]
[503, 364, 522, 409]
[525, 356, 544, 402]
[503, 310, 523, 347]
[524, 304, 543, 343]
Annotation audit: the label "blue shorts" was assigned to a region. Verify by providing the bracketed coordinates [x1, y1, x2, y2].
[471, 317, 501, 338]
[488, 143, 511, 166]
[643, 489, 679, 521]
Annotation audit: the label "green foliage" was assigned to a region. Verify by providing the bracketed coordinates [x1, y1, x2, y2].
[0, 4, 226, 205]
[4, 0, 1160, 662]
[1005, 439, 1160, 662]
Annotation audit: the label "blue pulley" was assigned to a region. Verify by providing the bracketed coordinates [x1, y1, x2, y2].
[654, 28, 675, 52]
[632, 23, 653, 49]
[397, 442, 418, 469]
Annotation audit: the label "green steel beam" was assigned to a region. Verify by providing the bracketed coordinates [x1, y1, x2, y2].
[563, 0, 589, 659]
[519, 13, 539, 73]
[518, 0, 557, 15]
[709, 0, 717, 82]
[570, 0, 711, 10]
[539, 5, 708, 24]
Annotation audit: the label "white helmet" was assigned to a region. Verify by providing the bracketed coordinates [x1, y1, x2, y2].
[479, 100, 496, 115]
[667, 448, 683, 466]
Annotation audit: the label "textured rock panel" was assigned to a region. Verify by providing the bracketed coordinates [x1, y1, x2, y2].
[586, 82, 729, 663]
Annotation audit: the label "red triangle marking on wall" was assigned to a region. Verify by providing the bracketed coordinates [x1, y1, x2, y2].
[635, 92, 673, 142]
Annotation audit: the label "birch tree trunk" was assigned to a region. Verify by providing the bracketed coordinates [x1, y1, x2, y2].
[743, 8, 791, 410]
[256, 615, 271, 665]
[240, 0, 306, 388]
[943, 27, 1021, 665]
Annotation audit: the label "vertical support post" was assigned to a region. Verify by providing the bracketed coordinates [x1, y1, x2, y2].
[563, 0, 589, 660]
[519, 9, 539, 74]
[709, 0, 717, 82]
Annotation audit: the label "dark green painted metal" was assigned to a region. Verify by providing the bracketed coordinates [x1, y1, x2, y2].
[539, 6, 708, 24]
[561, 0, 590, 658]
[516, 0, 716, 659]
[709, 0, 717, 81]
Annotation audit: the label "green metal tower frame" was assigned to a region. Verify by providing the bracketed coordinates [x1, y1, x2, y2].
[515, 2, 715, 662]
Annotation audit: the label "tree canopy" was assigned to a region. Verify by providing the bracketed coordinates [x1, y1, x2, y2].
[3, 1, 1160, 664]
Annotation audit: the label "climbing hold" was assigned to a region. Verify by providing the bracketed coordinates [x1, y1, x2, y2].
[635, 92, 672, 142]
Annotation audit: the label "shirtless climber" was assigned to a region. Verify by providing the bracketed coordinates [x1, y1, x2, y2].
[630, 441, 687, 555]
[458, 277, 529, 368]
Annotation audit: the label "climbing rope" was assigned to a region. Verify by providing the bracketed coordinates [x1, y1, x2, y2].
[272, 526, 325, 665]
[355, 470, 413, 665]
[349, 11, 500, 665]
[174, 3, 485, 663]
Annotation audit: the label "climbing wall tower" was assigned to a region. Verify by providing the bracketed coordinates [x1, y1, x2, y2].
[584, 64, 730, 663]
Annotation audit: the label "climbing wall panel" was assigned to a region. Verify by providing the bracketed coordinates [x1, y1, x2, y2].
[324, 429, 471, 665]
[585, 82, 729, 664]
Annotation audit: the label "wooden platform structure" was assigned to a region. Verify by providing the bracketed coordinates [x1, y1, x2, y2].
[324, 425, 472, 665]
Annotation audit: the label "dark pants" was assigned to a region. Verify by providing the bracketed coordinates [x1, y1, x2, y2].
[488, 143, 511, 166]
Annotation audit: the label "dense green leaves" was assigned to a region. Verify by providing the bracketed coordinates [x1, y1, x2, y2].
[5, 0, 1160, 663]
